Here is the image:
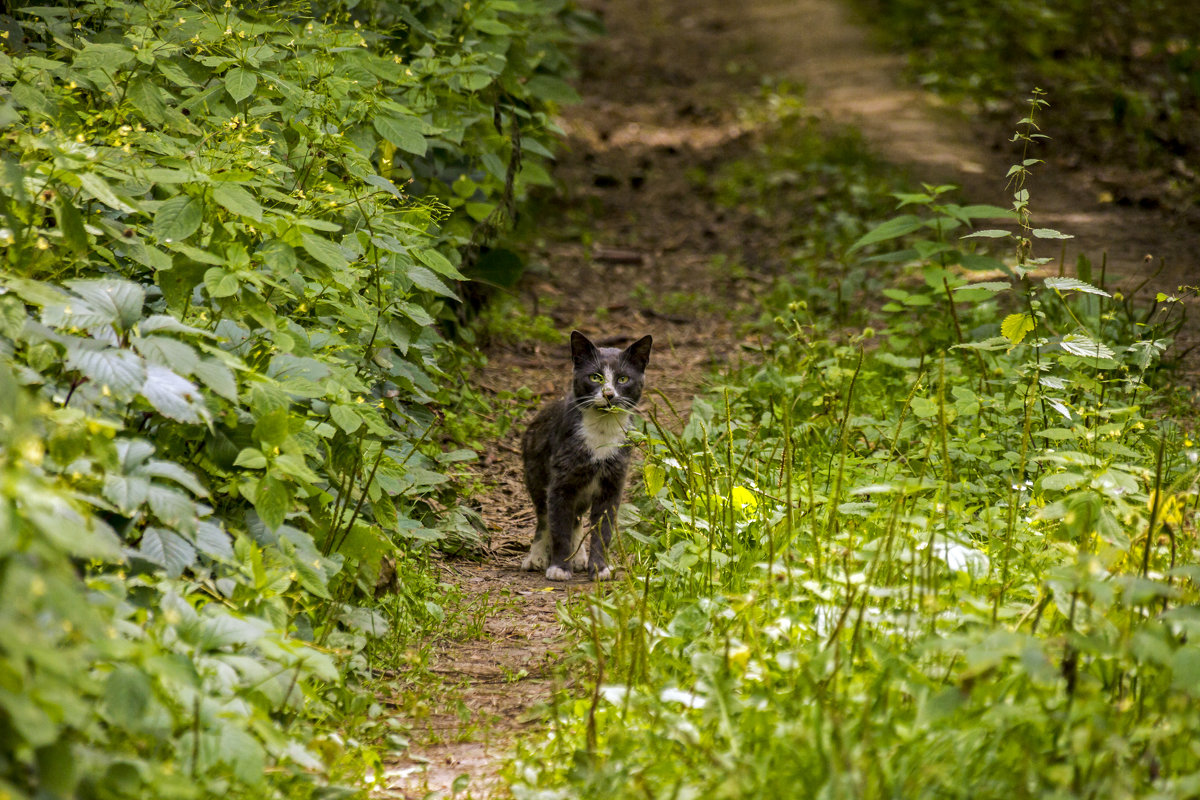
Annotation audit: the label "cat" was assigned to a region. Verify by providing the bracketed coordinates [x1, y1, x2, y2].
[520, 331, 653, 581]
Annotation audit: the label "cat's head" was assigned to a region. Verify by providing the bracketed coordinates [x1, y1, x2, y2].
[569, 331, 652, 412]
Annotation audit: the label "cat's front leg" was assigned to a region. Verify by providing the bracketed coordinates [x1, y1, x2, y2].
[588, 496, 620, 581]
[545, 487, 576, 581]
[521, 514, 550, 571]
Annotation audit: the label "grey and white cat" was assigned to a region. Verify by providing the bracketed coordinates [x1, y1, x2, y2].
[520, 331, 653, 581]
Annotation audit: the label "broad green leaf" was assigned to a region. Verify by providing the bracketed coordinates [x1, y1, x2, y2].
[55, 197, 88, 255]
[65, 279, 145, 330]
[1001, 312, 1036, 344]
[253, 408, 291, 446]
[300, 233, 349, 271]
[78, 172, 139, 214]
[65, 346, 146, 395]
[127, 76, 166, 125]
[143, 460, 208, 497]
[524, 75, 581, 105]
[253, 475, 290, 530]
[847, 215, 923, 253]
[961, 229, 1013, 239]
[153, 194, 204, 243]
[194, 520, 233, 560]
[1044, 276, 1110, 297]
[103, 473, 151, 512]
[1032, 228, 1074, 239]
[147, 485, 196, 532]
[234, 448, 268, 469]
[103, 666, 151, 728]
[225, 67, 258, 103]
[74, 42, 134, 72]
[203, 267, 240, 299]
[373, 115, 427, 156]
[1060, 334, 1115, 360]
[135, 335, 199, 374]
[139, 526, 197, 576]
[141, 364, 209, 423]
[212, 182, 263, 221]
[407, 266, 456, 298]
[331, 404, 363, 434]
[192, 358, 238, 402]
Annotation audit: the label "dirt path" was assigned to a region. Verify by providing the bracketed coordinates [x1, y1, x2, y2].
[379, 1, 1200, 795]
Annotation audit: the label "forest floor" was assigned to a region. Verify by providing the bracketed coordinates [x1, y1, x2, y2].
[379, 0, 1199, 796]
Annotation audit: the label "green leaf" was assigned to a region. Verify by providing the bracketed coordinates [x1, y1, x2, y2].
[225, 67, 258, 104]
[55, 197, 88, 255]
[74, 42, 135, 72]
[373, 115, 427, 156]
[66, 279, 145, 330]
[1032, 228, 1074, 239]
[848, 215, 923, 253]
[524, 75, 581, 105]
[1043, 277, 1110, 297]
[253, 408, 291, 446]
[153, 194, 204, 243]
[1060, 334, 1115, 360]
[78, 172, 139, 214]
[135, 335, 199, 374]
[234, 448, 269, 469]
[300, 233, 349, 271]
[1001, 312, 1036, 345]
[254, 475, 290, 530]
[407, 266, 457, 298]
[65, 346, 146, 395]
[192, 358, 238, 402]
[331, 404, 363, 434]
[961, 229, 1014, 239]
[103, 666, 152, 729]
[953, 281, 1009, 293]
[141, 364, 209, 423]
[212, 182, 263, 221]
[139, 526, 197, 576]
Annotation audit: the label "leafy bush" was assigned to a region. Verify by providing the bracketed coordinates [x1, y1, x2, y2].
[0, 0, 582, 795]
[509, 97, 1200, 799]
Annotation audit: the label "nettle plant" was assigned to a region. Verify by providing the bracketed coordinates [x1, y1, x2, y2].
[508, 94, 1200, 799]
[0, 0, 580, 795]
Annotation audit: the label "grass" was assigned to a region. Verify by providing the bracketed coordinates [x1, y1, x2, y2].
[503, 89, 1200, 799]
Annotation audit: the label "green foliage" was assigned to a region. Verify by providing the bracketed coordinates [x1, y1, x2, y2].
[858, 0, 1200, 200]
[508, 97, 1200, 799]
[0, 0, 583, 794]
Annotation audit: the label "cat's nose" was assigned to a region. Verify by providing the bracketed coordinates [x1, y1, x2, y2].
[602, 387, 616, 401]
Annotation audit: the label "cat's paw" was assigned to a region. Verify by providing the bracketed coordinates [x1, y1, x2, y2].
[522, 537, 549, 571]
[592, 566, 612, 581]
[569, 551, 590, 572]
[545, 565, 572, 582]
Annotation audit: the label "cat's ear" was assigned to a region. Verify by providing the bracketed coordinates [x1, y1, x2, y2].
[570, 330, 599, 367]
[623, 335, 653, 371]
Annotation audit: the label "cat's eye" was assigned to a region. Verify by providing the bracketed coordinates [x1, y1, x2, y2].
[617, 376, 630, 384]
[589, 373, 604, 383]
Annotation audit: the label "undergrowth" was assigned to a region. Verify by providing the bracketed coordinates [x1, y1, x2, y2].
[507, 92, 1200, 798]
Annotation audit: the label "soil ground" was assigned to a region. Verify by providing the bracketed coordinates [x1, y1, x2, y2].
[378, 0, 1200, 796]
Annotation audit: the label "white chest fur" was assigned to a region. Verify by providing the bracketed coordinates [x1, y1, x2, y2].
[579, 408, 629, 459]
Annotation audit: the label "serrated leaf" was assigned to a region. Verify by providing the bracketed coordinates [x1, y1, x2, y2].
[1060, 334, 1116, 360]
[1044, 277, 1110, 297]
[192, 357, 238, 402]
[373, 115, 427, 156]
[253, 475, 290, 530]
[153, 194, 204, 243]
[138, 314, 213, 337]
[1001, 312, 1036, 345]
[194, 520, 233, 560]
[104, 666, 151, 728]
[331, 403, 363, 433]
[848, 215, 923, 253]
[1032, 228, 1074, 239]
[77, 172, 139, 214]
[135, 335, 199, 374]
[139, 526, 197, 576]
[55, 197, 88, 255]
[413, 247, 467, 280]
[74, 42, 134, 72]
[300, 233, 349, 271]
[524, 75, 580, 104]
[66, 346, 146, 395]
[225, 67, 258, 103]
[212, 182, 263, 222]
[103, 473, 151, 512]
[961, 229, 1014, 239]
[141, 364, 209, 423]
[143, 460, 208, 497]
[953, 281, 1010, 294]
[407, 266, 457, 298]
[65, 279, 145, 330]
[147, 485, 197, 532]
